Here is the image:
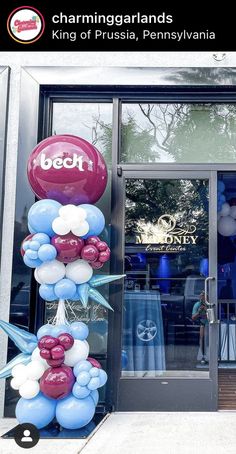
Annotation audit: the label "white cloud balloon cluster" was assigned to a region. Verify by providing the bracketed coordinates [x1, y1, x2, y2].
[218, 202, 236, 236]
[10, 360, 46, 399]
[52, 205, 89, 237]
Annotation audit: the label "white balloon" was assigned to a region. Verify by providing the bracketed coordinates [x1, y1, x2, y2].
[64, 339, 89, 367]
[37, 260, 66, 284]
[31, 347, 49, 369]
[10, 377, 21, 390]
[59, 204, 79, 221]
[218, 216, 236, 236]
[52, 217, 70, 235]
[69, 215, 83, 230]
[19, 380, 40, 399]
[34, 268, 44, 284]
[12, 364, 28, 384]
[65, 259, 93, 284]
[26, 360, 45, 380]
[230, 206, 236, 219]
[220, 202, 231, 217]
[72, 221, 89, 237]
[217, 212, 222, 221]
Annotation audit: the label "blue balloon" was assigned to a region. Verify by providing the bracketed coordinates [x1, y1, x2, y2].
[16, 393, 57, 429]
[98, 369, 108, 387]
[39, 284, 57, 302]
[54, 278, 76, 300]
[72, 382, 90, 399]
[217, 181, 225, 193]
[73, 360, 92, 377]
[23, 255, 42, 268]
[38, 244, 57, 262]
[0, 320, 37, 354]
[77, 371, 90, 386]
[33, 233, 51, 245]
[51, 324, 71, 337]
[80, 204, 105, 238]
[28, 200, 61, 237]
[70, 290, 80, 301]
[56, 394, 95, 429]
[87, 377, 100, 391]
[70, 321, 89, 340]
[25, 249, 38, 260]
[89, 367, 99, 378]
[122, 350, 128, 369]
[90, 389, 99, 406]
[28, 223, 37, 234]
[37, 324, 53, 340]
[22, 241, 31, 251]
[220, 194, 226, 202]
[30, 240, 41, 251]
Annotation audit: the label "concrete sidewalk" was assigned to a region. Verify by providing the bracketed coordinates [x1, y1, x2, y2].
[1, 412, 236, 454]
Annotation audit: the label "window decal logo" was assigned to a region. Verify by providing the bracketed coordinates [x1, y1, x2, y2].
[7, 6, 45, 44]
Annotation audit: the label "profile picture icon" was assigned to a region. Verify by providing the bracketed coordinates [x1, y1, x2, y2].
[14, 423, 40, 448]
[7, 6, 45, 44]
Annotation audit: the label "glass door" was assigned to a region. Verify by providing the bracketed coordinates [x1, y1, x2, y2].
[115, 170, 218, 411]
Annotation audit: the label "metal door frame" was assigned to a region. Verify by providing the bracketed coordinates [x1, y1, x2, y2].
[111, 168, 218, 411]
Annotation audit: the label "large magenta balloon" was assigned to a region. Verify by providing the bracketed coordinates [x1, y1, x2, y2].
[27, 135, 108, 205]
[40, 365, 75, 400]
[52, 233, 84, 263]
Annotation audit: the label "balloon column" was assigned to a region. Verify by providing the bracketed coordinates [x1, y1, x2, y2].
[0, 135, 125, 430]
[217, 180, 236, 237]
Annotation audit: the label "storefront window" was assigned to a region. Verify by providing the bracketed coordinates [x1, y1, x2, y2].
[121, 104, 236, 163]
[122, 178, 209, 377]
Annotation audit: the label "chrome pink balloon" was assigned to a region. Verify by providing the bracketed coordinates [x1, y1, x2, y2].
[52, 233, 84, 263]
[27, 135, 108, 205]
[40, 365, 75, 400]
[87, 357, 102, 369]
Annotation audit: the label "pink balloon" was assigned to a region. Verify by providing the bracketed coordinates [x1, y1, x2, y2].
[91, 261, 103, 270]
[99, 249, 111, 263]
[87, 357, 102, 369]
[81, 245, 99, 262]
[27, 135, 108, 205]
[85, 236, 100, 246]
[51, 233, 84, 263]
[40, 365, 75, 400]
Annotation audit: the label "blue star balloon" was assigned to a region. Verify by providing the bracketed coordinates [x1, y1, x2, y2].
[77, 274, 125, 310]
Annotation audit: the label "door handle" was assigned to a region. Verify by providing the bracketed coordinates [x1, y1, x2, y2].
[204, 277, 217, 323]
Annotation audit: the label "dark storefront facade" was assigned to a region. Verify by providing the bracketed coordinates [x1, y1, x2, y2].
[3, 66, 236, 415]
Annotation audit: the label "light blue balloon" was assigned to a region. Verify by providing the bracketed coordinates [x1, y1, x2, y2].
[23, 255, 42, 268]
[56, 394, 95, 430]
[77, 371, 91, 386]
[0, 320, 37, 354]
[80, 204, 105, 238]
[90, 389, 99, 406]
[16, 393, 57, 429]
[39, 284, 57, 302]
[30, 240, 41, 251]
[33, 233, 51, 245]
[38, 244, 57, 262]
[73, 360, 92, 377]
[87, 377, 100, 391]
[98, 369, 108, 387]
[72, 383, 90, 399]
[37, 324, 53, 340]
[89, 367, 99, 378]
[51, 324, 71, 337]
[54, 278, 77, 300]
[28, 223, 37, 234]
[28, 200, 61, 237]
[70, 321, 89, 340]
[22, 241, 31, 251]
[70, 291, 80, 301]
[25, 249, 38, 260]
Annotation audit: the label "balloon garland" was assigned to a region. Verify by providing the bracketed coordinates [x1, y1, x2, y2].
[0, 135, 125, 430]
[218, 180, 236, 237]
